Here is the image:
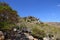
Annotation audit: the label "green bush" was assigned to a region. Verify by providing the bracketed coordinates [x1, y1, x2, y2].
[31, 27, 46, 38]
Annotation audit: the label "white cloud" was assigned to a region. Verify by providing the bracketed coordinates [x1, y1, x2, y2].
[57, 4, 60, 7]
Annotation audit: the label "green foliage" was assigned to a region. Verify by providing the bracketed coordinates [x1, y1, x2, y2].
[19, 23, 27, 30]
[31, 26, 46, 38]
[0, 2, 18, 22]
[0, 21, 15, 30]
[0, 2, 19, 30]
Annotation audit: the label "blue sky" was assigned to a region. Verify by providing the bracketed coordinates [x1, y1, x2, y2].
[0, 0, 60, 22]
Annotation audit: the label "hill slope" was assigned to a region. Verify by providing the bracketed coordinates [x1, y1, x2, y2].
[44, 22, 60, 28]
[18, 16, 60, 38]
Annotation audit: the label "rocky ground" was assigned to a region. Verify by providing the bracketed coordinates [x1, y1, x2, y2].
[0, 27, 58, 40]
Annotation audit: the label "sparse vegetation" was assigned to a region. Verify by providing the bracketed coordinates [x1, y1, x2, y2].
[0, 2, 60, 40]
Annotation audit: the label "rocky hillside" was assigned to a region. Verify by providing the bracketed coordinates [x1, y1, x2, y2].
[0, 2, 60, 40]
[17, 16, 60, 39]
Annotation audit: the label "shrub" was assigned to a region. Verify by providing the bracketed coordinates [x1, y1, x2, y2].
[31, 27, 46, 38]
